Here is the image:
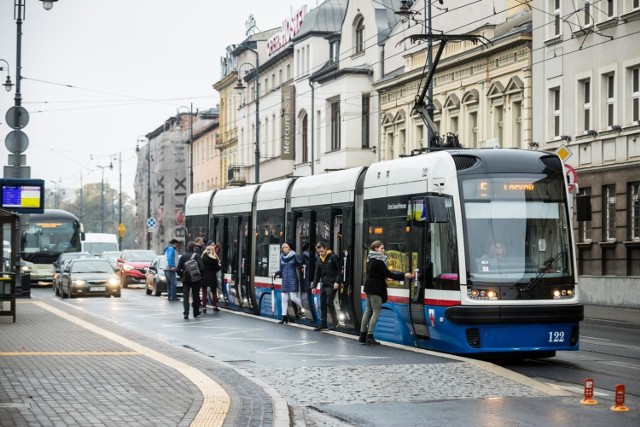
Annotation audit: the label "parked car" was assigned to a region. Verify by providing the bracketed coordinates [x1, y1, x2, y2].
[58, 258, 121, 298]
[53, 252, 93, 292]
[144, 255, 182, 296]
[116, 249, 156, 288]
[100, 250, 122, 270]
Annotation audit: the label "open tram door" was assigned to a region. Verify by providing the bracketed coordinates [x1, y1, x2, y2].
[406, 196, 452, 341]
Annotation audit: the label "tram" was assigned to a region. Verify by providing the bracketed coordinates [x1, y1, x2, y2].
[186, 149, 586, 355]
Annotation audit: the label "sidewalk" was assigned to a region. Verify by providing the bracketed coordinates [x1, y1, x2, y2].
[0, 300, 287, 427]
[583, 304, 640, 329]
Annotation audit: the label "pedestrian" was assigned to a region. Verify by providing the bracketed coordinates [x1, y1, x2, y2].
[164, 238, 179, 301]
[311, 241, 341, 331]
[359, 240, 413, 345]
[271, 242, 305, 324]
[201, 241, 221, 313]
[177, 241, 203, 319]
[194, 237, 205, 255]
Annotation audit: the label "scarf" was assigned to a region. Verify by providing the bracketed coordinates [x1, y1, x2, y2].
[281, 250, 297, 263]
[367, 250, 387, 264]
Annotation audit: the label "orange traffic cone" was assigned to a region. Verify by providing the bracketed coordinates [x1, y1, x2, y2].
[580, 378, 598, 405]
[610, 384, 630, 412]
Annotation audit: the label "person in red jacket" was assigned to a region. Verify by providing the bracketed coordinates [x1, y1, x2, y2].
[359, 240, 413, 345]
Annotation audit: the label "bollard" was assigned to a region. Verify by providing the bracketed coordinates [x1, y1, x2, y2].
[580, 378, 598, 405]
[610, 384, 629, 412]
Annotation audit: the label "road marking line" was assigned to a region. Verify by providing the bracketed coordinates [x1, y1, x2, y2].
[0, 351, 139, 356]
[32, 301, 229, 427]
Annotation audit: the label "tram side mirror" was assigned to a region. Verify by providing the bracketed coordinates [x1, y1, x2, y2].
[424, 196, 448, 223]
[576, 195, 592, 222]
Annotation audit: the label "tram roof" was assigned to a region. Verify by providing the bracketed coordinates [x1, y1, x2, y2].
[291, 167, 365, 208]
[256, 179, 294, 211]
[211, 184, 259, 215]
[185, 190, 215, 216]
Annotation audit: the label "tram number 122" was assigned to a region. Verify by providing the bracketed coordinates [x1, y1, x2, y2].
[548, 331, 565, 343]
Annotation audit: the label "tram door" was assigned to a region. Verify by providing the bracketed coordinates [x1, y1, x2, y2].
[408, 197, 430, 340]
[221, 214, 254, 311]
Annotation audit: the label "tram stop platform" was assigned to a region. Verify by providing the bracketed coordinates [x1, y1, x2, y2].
[0, 299, 638, 427]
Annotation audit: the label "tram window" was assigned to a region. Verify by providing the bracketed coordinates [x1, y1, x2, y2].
[255, 210, 284, 277]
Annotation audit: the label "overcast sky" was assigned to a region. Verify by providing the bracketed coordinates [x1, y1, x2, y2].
[0, 0, 311, 198]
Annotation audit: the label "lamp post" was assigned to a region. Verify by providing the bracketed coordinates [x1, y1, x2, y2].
[97, 162, 113, 233]
[234, 47, 260, 184]
[0, 59, 13, 92]
[5, 1, 59, 178]
[114, 153, 122, 249]
[136, 137, 151, 250]
[177, 105, 194, 193]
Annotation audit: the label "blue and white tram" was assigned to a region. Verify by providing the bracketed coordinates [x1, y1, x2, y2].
[186, 149, 584, 356]
[184, 189, 216, 241]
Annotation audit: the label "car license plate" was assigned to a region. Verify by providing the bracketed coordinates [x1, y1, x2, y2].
[90, 286, 106, 292]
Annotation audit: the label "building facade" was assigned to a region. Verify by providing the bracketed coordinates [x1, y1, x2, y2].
[532, 1, 640, 291]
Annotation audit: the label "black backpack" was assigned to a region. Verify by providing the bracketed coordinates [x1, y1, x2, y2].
[184, 253, 201, 282]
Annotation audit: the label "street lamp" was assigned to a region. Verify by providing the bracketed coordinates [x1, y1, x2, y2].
[97, 162, 113, 233]
[177, 105, 194, 193]
[234, 45, 260, 184]
[5, 0, 59, 179]
[0, 59, 13, 92]
[136, 136, 151, 250]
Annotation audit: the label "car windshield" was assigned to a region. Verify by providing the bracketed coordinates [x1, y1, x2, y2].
[124, 251, 156, 262]
[71, 261, 113, 273]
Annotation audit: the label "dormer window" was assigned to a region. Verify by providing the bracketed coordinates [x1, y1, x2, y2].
[330, 40, 339, 64]
[354, 16, 364, 54]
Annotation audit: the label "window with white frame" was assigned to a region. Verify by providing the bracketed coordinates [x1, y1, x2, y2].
[306, 46, 310, 73]
[630, 182, 640, 240]
[330, 99, 341, 151]
[631, 66, 639, 123]
[578, 187, 592, 243]
[468, 111, 478, 148]
[583, 0, 592, 26]
[361, 94, 370, 148]
[354, 16, 365, 54]
[551, 87, 561, 138]
[271, 73, 275, 91]
[493, 104, 504, 145]
[512, 100, 522, 147]
[635, 0, 640, 10]
[264, 117, 269, 158]
[550, 0, 561, 37]
[272, 112, 276, 157]
[286, 64, 291, 81]
[579, 78, 591, 132]
[301, 113, 308, 163]
[330, 40, 339, 64]
[604, 73, 615, 128]
[603, 184, 616, 241]
[606, 0, 615, 18]
[416, 123, 424, 148]
[278, 69, 282, 87]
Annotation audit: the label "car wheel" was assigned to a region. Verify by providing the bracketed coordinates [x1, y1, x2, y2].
[113, 292, 121, 298]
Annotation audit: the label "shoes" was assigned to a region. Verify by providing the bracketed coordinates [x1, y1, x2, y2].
[203, 308, 207, 314]
[358, 332, 367, 344]
[313, 326, 328, 331]
[194, 311, 201, 318]
[213, 307, 220, 312]
[183, 315, 188, 320]
[278, 316, 288, 324]
[366, 334, 380, 345]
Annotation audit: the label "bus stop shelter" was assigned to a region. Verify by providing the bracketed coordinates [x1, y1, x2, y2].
[0, 208, 20, 322]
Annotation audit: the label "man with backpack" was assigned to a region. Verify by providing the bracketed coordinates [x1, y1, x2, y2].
[312, 241, 342, 331]
[177, 241, 203, 319]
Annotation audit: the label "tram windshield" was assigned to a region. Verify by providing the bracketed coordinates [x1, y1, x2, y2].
[461, 174, 573, 282]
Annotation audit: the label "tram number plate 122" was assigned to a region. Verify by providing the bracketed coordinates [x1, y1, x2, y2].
[548, 331, 565, 343]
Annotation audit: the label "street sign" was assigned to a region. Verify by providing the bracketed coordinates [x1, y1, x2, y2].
[556, 144, 572, 162]
[564, 164, 578, 192]
[5, 106, 29, 129]
[117, 223, 126, 237]
[146, 218, 157, 229]
[5, 130, 29, 154]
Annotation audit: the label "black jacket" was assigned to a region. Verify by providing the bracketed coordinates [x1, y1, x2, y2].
[177, 251, 203, 284]
[201, 252, 220, 286]
[364, 258, 405, 302]
[312, 250, 341, 288]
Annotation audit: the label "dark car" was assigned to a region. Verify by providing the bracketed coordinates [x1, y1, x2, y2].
[144, 255, 182, 296]
[116, 249, 156, 287]
[53, 252, 93, 292]
[58, 258, 121, 298]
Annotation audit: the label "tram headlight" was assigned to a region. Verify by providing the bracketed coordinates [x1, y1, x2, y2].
[552, 287, 575, 299]
[468, 288, 498, 300]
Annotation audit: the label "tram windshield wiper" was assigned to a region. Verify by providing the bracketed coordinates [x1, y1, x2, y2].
[525, 248, 565, 291]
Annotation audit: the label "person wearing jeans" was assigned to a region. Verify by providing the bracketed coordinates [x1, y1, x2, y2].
[311, 242, 341, 331]
[164, 239, 179, 301]
[359, 240, 413, 345]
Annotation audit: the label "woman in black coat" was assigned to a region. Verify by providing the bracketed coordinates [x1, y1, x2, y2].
[359, 240, 413, 345]
[200, 243, 221, 313]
